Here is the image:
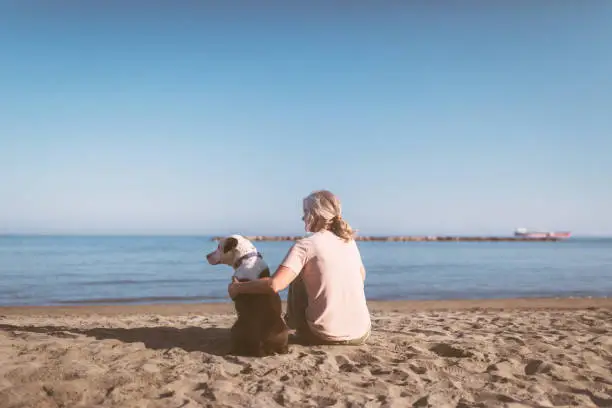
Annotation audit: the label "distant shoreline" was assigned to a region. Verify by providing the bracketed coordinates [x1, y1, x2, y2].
[2, 234, 610, 239]
[211, 235, 568, 242]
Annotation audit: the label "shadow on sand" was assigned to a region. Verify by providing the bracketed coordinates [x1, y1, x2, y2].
[0, 324, 232, 356]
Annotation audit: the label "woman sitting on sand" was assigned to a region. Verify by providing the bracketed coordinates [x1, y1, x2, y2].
[228, 190, 371, 345]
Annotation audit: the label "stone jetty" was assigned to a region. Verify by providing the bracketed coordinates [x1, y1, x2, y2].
[211, 235, 565, 242]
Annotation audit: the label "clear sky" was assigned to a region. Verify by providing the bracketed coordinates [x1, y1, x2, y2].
[1, 2, 611, 236]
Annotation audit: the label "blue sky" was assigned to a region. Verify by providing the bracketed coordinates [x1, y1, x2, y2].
[1, 3, 611, 236]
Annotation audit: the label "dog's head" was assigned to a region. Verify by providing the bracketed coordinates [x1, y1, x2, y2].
[206, 235, 259, 269]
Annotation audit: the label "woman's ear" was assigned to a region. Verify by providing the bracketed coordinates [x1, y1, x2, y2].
[223, 237, 238, 253]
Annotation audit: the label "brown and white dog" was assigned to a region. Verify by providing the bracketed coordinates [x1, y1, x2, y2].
[206, 235, 289, 357]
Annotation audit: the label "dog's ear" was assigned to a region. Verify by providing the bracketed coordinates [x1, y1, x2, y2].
[223, 237, 238, 253]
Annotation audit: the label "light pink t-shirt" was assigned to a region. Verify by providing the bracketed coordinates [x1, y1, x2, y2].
[281, 230, 371, 341]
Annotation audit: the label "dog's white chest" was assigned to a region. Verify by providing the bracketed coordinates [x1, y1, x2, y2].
[234, 258, 269, 281]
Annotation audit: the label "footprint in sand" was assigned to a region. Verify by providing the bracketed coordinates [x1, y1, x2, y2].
[409, 364, 428, 375]
[429, 343, 473, 358]
[524, 359, 551, 375]
[349, 349, 383, 365]
[335, 355, 357, 373]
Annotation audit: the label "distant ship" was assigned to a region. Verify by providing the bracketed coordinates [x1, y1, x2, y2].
[514, 228, 571, 239]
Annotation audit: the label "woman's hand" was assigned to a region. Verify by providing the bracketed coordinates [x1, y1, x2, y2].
[228, 277, 240, 299]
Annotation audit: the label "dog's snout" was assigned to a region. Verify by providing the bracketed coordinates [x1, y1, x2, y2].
[206, 250, 220, 265]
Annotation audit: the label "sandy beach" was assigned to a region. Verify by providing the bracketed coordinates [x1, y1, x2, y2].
[1, 298, 611, 408]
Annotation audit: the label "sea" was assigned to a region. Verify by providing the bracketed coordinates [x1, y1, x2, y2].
[0, 235, 611, 306]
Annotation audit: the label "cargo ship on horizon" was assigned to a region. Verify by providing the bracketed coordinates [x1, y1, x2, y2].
[514, 228, 571, 239]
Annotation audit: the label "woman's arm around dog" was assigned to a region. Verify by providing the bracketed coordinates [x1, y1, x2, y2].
[228, 266, 297, 299]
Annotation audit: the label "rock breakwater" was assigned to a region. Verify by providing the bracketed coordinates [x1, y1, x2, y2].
[211, 235, 564, 242]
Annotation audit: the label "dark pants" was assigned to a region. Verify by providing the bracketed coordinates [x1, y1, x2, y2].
[285, 275, 370, 346]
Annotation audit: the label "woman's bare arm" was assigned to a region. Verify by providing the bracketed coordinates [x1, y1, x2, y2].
[228, 266, 297, 298]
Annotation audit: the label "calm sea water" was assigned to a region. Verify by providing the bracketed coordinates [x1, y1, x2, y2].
[0, 236, 611, 306]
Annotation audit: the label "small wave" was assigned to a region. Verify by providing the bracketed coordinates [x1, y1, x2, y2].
[53, 295, 226, 305]
[78, 279, 203, 286]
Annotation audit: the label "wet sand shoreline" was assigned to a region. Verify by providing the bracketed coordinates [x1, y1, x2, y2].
[1, 296, 610, 316]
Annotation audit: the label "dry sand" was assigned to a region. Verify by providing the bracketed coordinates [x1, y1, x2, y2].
[0, 298, 611, 408]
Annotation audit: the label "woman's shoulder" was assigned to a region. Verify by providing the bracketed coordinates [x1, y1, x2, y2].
[292, 234, 316, 250]
[291, 231, 326, 251]
[304, 230, 337, 242]
[307, 230, 360, 249]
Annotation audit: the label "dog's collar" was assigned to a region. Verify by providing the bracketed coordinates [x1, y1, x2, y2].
[233, 251, 262, 269]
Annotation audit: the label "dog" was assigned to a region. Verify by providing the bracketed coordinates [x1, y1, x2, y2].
[206, 235, 289, 357]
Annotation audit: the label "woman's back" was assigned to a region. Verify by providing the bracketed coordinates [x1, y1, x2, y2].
[281, 230, 371, 341]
